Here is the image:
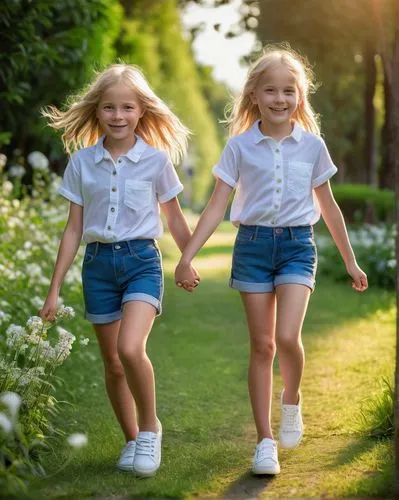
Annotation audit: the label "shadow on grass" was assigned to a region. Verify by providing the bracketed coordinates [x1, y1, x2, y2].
[222, 471, 276, 498]
[325, 435, 394, 498]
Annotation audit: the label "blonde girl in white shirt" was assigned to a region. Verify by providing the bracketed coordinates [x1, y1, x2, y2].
[39, 64, 199, 477]
[175, 46, 367, 475]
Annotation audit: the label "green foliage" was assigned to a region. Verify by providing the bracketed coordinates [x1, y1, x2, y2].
[359, 377, 394, 439]
[0, 0, 122, 155]
[316, 224, 395, 289]
[332, 183, 394, 223]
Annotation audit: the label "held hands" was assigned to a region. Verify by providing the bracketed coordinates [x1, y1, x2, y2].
[175, 260, 200, 292]
[346, 261, 368, 292]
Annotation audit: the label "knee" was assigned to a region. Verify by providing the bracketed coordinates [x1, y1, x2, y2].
[250, 337, 276, 361]
[117, 343, 145, 366]
[103, 356, 125, 379]
[276, 333, 302, 353]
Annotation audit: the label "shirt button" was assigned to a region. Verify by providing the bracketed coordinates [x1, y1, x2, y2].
[107, 225, 111, 230]
[274, 204, 279, 209]
[110, 207, 115, 212]
[111, 186, 117, 192]
[275, 149, 280, 153]
[277, 179, 282, 183]
[276, 164, 281, 169]
[113, 171, 117, 175]
[118, 159, 122, 163]
[276, 188, 281, 193]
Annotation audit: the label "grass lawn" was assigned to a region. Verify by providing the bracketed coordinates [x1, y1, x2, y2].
[28, 224, 395, 498]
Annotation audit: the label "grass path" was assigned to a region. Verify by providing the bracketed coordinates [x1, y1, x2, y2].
[29, 227, 395, 498]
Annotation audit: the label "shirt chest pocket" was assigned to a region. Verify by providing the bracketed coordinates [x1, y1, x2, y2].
[287, 161, 313, 194]
[124, 180, 152, 211]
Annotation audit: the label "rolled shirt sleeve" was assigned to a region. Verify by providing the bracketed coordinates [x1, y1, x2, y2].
[156, 158, 184, 203]
[312, 138, 338, 188]
[212, 142, 239, 188]
[58, 157, 84, 206]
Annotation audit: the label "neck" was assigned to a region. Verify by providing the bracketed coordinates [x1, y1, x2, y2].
[103, 135, 137, 161]
[258, 119, 294, 142]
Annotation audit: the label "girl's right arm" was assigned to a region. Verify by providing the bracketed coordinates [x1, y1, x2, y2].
[175, 178, 232, 286]
[39, 202, 83, 321]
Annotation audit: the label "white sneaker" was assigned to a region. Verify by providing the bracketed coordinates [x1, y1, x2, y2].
[279, 390, 303, 448]
[133, 418, 162, 477]
[252, 438, 280, 475]
[116, 440, 136, 472]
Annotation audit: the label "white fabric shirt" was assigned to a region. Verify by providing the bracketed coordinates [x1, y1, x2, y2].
[58, 135, 183, 243]
[213, 121, 337, 227]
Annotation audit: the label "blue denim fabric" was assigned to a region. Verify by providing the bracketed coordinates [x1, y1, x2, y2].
[82, 239, 163, 324]
[230, 225, 317, 293]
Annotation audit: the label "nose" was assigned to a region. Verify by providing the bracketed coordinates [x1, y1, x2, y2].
[275, 92, 285, 102]
[112, 108, 123, 120]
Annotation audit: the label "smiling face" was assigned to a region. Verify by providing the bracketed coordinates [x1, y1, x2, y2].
[251, 63, 300, 136]
[96, 82, 144, 148]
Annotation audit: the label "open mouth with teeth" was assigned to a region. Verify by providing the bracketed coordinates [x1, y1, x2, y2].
[269, 107, 288, 112]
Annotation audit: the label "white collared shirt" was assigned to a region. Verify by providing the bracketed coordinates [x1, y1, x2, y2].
[58, 135, 183, 243]
[213, 121, 337, 227]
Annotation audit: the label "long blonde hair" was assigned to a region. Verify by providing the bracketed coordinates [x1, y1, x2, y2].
[227, 45, 320, 137]
[42, 64, 190, 164]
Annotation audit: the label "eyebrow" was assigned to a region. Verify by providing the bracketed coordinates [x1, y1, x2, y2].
[101, 101, 137, 105]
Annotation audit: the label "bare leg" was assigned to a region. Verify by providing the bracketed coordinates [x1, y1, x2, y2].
[240, 292, 276, 442]
[93, 320, 138, 441]
[275, 284, 311, 405]
[117, 301, 158, 432]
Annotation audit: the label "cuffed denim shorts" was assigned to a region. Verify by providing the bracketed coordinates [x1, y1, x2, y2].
[230, 225, 317, 293]
[81, 239, 163, 324]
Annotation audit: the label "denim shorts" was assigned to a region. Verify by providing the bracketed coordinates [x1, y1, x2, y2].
[81, 239, 163, 324]
[230, 225, 317, 293]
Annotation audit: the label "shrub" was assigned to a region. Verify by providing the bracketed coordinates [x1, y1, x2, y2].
[332, 183, 394, 224]
[316, 224, 395, 289]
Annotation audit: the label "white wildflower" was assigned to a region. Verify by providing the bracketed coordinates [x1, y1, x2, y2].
[6, 324, 27, 349]
[8, 165, 25, 178]
[26, 316, 43, 334]
[67, 433, 88, 449]
[2, 180, 13, 196]
[27, 151, 49, 171]
[56, 305, 75, 319]
[31, 296, 44, 309]
[0, 412, 13, 434]
[0, 392, 22, 419]
[79, 337, 89, 346]
[0, 153, 7, 169]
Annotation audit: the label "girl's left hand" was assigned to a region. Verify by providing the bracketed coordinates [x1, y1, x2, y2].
[346, 261, 368, 292]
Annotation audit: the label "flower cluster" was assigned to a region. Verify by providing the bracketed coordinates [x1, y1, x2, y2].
[0, 306, 78, 405]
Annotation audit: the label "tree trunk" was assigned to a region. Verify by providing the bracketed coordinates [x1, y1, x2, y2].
[364, 39, 377, 186]
[380, 61, 395, 189]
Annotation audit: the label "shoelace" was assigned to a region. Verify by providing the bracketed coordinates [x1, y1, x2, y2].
[136, 435, 156, 458]
[256, 443, 276, 462]
[282, 406, 301, 432]
[121, 441, 136, 458]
